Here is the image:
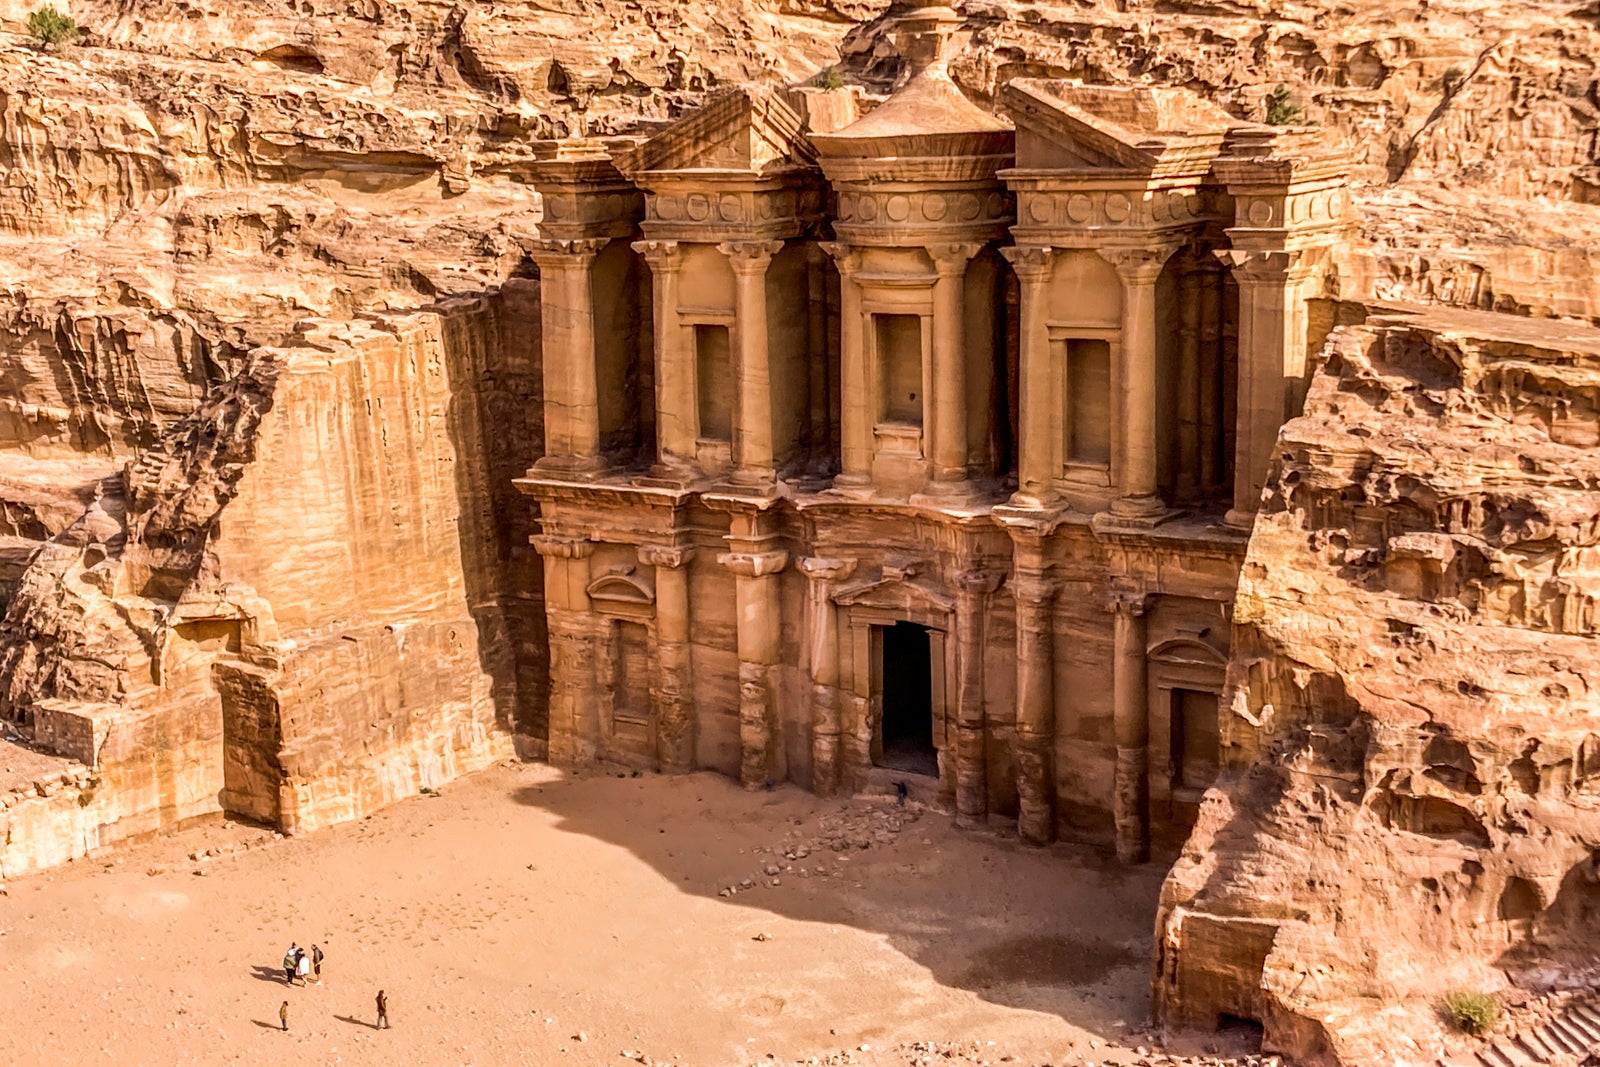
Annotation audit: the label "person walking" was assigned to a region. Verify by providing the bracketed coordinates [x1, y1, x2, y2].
[279, 1000, 289, 1032]
[310, 944, 324, 984]
[375, 989, 389, 1030]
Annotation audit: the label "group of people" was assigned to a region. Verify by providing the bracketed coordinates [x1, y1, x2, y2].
[273, 940, 390, 1033]
[281, 942, 324, 986]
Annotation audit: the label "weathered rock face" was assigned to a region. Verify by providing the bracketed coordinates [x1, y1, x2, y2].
[1155, 308, 1600, 1065]
[0, 300, 540, 871]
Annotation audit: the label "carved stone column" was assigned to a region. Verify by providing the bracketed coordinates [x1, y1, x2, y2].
[1217, 248, 1307, 527]
[720, 518, 789, 788]
[633, 240, 694, 471]
[720, 240, 786, 485]
[1176, 254, 1204, 500]
[799, 555, 856, 797]
[1000, 245, 1055, 507]
[639, 544, 696, 773]
[1012, 553, 1057, 845]
[820, 241, 871, 493]
[1111, 590, 1150, 864]
[532, 534, 598, 766]
[527, 239, 608, 469]
[1099, 244, 1179, 521]
[955, 568, 1002, 828]
[926, 242, 984, 493]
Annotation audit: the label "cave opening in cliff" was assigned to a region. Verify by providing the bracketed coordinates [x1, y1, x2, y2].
[876, 621, 937, 777]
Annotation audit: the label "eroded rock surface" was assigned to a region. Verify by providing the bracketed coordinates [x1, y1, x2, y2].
[1156, 309, 1600, 1065]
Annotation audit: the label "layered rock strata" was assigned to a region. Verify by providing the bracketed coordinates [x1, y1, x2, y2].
[1155, 307, 1600, 1066]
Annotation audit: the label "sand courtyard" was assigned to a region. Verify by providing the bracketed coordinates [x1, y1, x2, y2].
[0, 763, 1196, 1067]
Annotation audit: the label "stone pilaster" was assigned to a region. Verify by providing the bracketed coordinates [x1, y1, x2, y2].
[526, 238, 609, 470]
[638, 543, 696, 773]
[1176, 254, 1205, 500]
[719, 240, 786, 485]
[1111, 589, 1150, 864]
[819, 241, 871, 494]
[532, 533, 598, 766]
[1217, 248, 1308, 527]
[954, 567, 1002, 828]
[1012, 554, 1057, 845]
[1099, 243, 1180, 522]
[1000, 245, 1056, 508]
[926, 242, 985, 493]
[719, 517, 789, 788]
[633, 240, 695, 472]
[799, 555, 856, 797]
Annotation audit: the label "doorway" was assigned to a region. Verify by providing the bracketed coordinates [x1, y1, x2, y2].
[877, 621, 937, 777]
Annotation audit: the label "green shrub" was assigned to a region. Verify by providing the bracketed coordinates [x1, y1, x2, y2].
[1443, 991, 1500, 1037]
[1440, 66, 1467, 92]
[812, 66, 845, 90]
[1264, 83, 1304, 126]
[26, 6, 77, 49]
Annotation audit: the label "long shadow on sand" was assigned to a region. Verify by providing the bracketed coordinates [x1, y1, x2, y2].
[511, 768, 1166, 1038]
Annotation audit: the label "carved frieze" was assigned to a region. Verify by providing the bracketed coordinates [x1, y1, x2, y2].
[834, 188, 1013, 233]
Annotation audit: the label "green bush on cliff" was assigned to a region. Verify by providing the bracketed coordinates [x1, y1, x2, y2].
[27, 5, 78, 49]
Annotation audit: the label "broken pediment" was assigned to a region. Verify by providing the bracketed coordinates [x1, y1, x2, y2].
[834, 567, 956, 617]
[586, 569, 656, 606]
[612, 88, 817, 179]
[1003, 80, 1238, 177]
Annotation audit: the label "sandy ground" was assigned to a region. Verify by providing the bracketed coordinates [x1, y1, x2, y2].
[0, 762, 1239, 1067]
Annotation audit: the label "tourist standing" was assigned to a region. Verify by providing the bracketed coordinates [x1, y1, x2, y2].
[375, 989, 389, 1030]
[279, 1000, 289, 1032]
[282, 945, 299, 986]
[311, 943, 324, 984]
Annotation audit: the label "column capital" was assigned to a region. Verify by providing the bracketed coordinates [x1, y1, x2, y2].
[956, 568, 1005, 595]
[531, 534, 595, 559]
[637, 544, 695, 569]
[798, 556, 858, 583]
[525, 236, 608, 267]
[818, 240, 861, 277]
[1011, 573, 1057, 606]
[1215, 247, 1306, 284]
[1000, 244, 1054, 282]
[718, 550, 789, 578]
[1097, 242, 1182, 284]
[718, 239, 785, 275]
[927, 241, 986, 277]
[631, 238, 683, 271]
[1108, 589, 1149, 617]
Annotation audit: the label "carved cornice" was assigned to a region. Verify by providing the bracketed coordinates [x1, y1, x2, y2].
[834, 187, 1013, 236]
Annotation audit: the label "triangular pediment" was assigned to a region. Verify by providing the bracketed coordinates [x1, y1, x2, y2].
[612, 88, 817, 178]
[1003, 80, 1237, 176]
[834, 573, 955, 616]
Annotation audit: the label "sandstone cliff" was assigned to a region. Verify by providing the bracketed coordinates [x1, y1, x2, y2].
[1155, 309, 1600, 1065]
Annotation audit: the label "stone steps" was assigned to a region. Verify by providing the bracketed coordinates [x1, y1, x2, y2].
[1437, 996, 1600, 1067]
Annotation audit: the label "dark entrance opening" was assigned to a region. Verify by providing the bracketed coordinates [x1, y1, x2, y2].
[878, 621, 937, 777]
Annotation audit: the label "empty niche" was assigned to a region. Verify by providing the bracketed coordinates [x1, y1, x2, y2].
[694, 324, 733, 441]
[1064, 338, 1111, 466]
[875, 314, 923, 425]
